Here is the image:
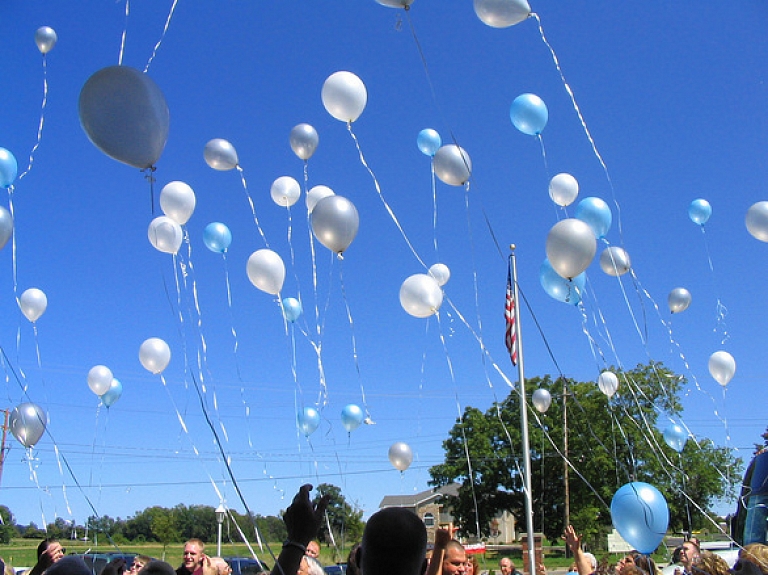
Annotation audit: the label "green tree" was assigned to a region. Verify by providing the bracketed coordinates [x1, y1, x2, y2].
[152, 512, 180, 559]
[0, 505, 17, 544]
[429, 362, 738, 546]
[311, 483, 364, 548]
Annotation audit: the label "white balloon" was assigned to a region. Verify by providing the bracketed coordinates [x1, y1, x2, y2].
[289, 124, 319, 160]
[35, 26, 57, 54]
[545, 218, 597, 279]
[549, 173, 579, 207]
[708, 350, 735, 387]
[270, 176, 301, 208]
[19, 288, 48, 323]
[532, 388, 552, 413]
[474, 0, 531, 28]
[311, 195, 360, 254]
[306, 185, 335, 213]
[388, 441, 413, 471]
[160, 181, 196, 225]
[746, 201, 768, 242]
[148, 216, 183, 254]
[598, 371, 619, 398]
[247, 249, 286, 295]
[376, 0, 415, 7]
[428, 263, 451, 287]
[204, 138, 239, 171]
[668, 287, 692, 314]
[400, 273, 443, 318]
[322, 71, 367, 123]
[139, 337, 171, 374]
[599, 247, 631, 277]
[433, 145, 472, 186]
[0, 205, 13, 251]
[88, 365, 113, 396]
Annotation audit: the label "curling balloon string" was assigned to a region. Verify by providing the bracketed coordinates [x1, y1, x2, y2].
[118, 0, 129, 66]
[536, 134, 550, 180]
[17, 52, 49, 182]
[697, 225, 729, 344]
[347, 124, 427, 269]
[144, 0, 179, 73]
[236, 166, 270, 248]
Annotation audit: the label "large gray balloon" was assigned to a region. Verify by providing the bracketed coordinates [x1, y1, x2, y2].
[204, 138, 238, 171]
[79, 66, 170, 169]
[289, 124, 319, 161]
[10, 402, 47, 448]
[0, 206, 13, 251]
[433, 144, 472, 186]
[546, 218, 596, 279]
[311, 195, 360, 254]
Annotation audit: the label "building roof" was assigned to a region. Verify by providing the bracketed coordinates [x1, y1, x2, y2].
[379, 483, 459, 509]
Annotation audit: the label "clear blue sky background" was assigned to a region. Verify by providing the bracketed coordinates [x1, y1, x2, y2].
[1, 0, 766, 539]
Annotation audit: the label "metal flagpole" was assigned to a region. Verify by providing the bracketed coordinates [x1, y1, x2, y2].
[510, 246, 536, 575]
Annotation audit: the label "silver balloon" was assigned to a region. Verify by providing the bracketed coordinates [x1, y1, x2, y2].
[532, 388, 552, 413]
[545, 218, 596, 279]
[139, 337, 171, 374]
[0, 206, 13, 251]
[311, 195, 360, 254]
[400, 273, 443, 318]
[306, 185, 335, 213]
[19, 288, 48, 323]
[668, 287, 691, 314]
[79, 66, 169, 169]
[204, 138, 239, 171]
[247, 249, 286, 295]
[388, 441, 413, 471]
[160, 181, 196, 225]
[598, 371, 619, 398]
[10, 403, 47, 448]
[599, 246, 631, 277]
[474, 0, 531, 28]
[35, 26, 57, 54]
[88, 364, 113, 396]
[746, 201, 768, 242]
[428, 263, 451, 287]
[270, 176, 301, 208]
[549, 173, 579, 207]
[322, 71, 367, 123]
[148, 216, 183, 254]
[433, 144, 472, 186]
[708, 350, 735, 387]
[376, 0, 415, 7]
[289, 124, 319, 160]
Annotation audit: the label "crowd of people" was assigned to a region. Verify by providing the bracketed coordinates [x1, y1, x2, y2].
[4, 485, 767, 575]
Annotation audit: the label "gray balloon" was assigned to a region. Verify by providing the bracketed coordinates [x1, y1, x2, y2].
[204, 138, 239, 171]
[79, 66, 170, 169]
[311, 195, 359, 254]
[289, 124, 319, 160]
[0, 206, 13, 251]
[746, 201, 768, 242]
[545, 218, 596, 279]
[10, 402, 47, 448]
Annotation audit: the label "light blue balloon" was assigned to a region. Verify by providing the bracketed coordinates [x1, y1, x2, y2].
[203, 222, 232, 253]
[0, 148, 18, 188]
[100, 378, 123, 408]
[510, 93, 548, 136]
[417, 128, 442, 157]
[298, 406, 320, 437]
[540, 259, 585, 305]
[610, 482, 669, 555]
[575, 197, 612, 239]
[688, 198, 712, 225]
[282, 297, 302, 323]
[663, 423, 687, 453]
[341, 404, 364, 433]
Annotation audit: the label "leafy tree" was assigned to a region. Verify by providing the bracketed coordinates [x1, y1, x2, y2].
[152, 512, 180, 559]
[0, 505, 17, 543]
[311, 483, 364, 547]
[429, 362, 738, 546]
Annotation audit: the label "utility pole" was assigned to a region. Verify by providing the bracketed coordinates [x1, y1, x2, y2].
[0, 408, 9, 488]
[563, 381, 570, 536]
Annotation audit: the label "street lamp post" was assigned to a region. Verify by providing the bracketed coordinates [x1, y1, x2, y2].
[215, 504, 226, 557]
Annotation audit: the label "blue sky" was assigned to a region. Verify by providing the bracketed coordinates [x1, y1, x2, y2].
[1, 0, 767, 538]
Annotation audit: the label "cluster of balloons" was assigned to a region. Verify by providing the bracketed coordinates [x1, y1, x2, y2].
[610, 481, 669, 555]
[10, 402, 47, 448]
[18, 288, 48, 323]
[708, 350, 735, 387]
[79, 66, 169, 169]
[532, 388, 552, 413]
[87, 365, 123, 408]
[388, 441, 413, 471]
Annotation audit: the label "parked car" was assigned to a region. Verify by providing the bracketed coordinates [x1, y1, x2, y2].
[69, 552, 139, 575]
[224, 557, 270, 575]
[323, 564, 347, 575]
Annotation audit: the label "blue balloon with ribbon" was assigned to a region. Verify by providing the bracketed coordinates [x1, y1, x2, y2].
[688, 198, 711, 225]
[0, 148, 18, 188]
[298, 406, 320, 437]
[510, 93, 548, 136]
[663, 423, 687, 453]
[539, 259, 586, 305]
[417, 129, 442, 157]
[101, 378, 123, 408]
[203, 222, 232, 253]
[610, 482, 669, 554]
[576, 197, 612, 239]
[341, 404, 364, 433]
[282, 297, 302, 323]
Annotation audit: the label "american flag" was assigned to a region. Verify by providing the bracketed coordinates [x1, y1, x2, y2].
[505, 262, 517, 366]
